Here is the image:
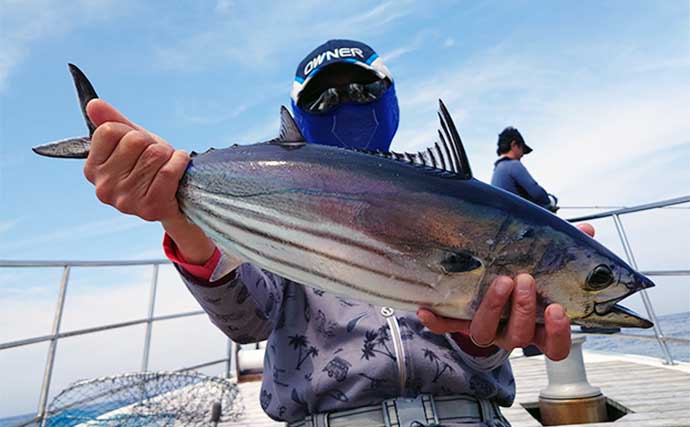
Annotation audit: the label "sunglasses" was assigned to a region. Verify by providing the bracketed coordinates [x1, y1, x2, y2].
[299, 79, 391, 113]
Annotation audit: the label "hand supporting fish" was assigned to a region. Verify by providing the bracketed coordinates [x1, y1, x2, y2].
[34, 65, 655, 363]
[420, 222, 598, 359]
[419, 264, 588, 360]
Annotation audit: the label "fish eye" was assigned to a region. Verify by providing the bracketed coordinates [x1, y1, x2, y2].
[440, 251, 482, 273]
[586, 264, 614, 290]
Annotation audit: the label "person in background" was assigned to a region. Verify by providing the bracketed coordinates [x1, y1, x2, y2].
[82, 40, 591, 427]
[491, 127, 559, 213]
[490, 127, 559, 358]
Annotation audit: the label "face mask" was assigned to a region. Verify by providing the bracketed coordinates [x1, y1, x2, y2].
[291, 82, 399, 151]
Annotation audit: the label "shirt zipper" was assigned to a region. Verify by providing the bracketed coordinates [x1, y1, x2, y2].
[381, 306, 406, 395]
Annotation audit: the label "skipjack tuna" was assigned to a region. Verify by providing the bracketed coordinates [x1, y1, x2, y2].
[34, 64, 654, 329]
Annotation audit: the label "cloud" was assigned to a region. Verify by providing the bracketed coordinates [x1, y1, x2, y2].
[0, 218, 20, 234]
[215, 0, 234, 15]
[174, 100, 248, 125]
[0, 216, 147, 253]
[382, 46, 416, 63]
[0, 265, 227, 416]
[0, 0, 127, 92]
[380, 29, 431, 63]
[152, 1, 416, 72]
[392, 43, 690, 200]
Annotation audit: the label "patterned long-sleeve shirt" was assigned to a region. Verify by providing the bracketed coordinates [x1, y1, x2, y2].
[168, 239, 516, 424]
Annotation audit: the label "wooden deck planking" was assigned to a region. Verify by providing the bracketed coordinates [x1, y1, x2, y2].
[219, 380, 285, 427]
[506, 353, 690, 426]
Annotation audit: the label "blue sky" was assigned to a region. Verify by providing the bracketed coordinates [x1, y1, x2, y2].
[1, 1, 689, 261]
[1, 0, 689, 416]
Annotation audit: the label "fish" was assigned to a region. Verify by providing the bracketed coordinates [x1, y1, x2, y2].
[33, 64, 655, 329]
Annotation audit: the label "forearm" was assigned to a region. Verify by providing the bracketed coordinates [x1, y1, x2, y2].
[513, 165, 550, 206]
[161, 212, 239, 267]
[526, 185, 550, 206]
[163, 232, 285, 342]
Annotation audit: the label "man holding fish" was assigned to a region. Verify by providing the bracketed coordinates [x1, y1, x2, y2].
[58, 40, 620, 426]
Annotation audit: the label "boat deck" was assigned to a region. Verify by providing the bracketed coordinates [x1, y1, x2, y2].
[225, 351, 690, 427]
[504, 351, 690, 426]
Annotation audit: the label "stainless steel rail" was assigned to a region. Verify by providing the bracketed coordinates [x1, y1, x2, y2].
[0, 310, 205, 351]
[567, 194, 690, 365]
[573, 331, 689, 345]
[565, 195, 690, 222]
[0, 260, 234, 426]
[641, 270, 690, 276]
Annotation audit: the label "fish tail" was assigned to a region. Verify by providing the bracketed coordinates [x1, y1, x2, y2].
[32, 64, 98, 158]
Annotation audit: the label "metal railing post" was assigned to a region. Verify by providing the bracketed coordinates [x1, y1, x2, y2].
[612, 214, 675, 365]
[37, 265, 71, 426]
[225, 338, 237, 379]
[141, 264, 159, 372]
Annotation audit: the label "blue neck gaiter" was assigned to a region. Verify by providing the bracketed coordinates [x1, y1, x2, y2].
[291, 83, 399, 151]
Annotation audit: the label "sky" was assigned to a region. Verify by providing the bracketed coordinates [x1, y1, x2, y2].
[1, 0, 689, 417]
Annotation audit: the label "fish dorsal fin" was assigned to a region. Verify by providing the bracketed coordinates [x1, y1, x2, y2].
[437, 99, 472, 179]
[351, 99, 472, 179]
[278, 106, 306, 142]
[68, 63, 99, 137]
[268, 106, 306, 149]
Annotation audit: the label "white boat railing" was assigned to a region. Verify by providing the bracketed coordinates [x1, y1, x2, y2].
[0, 259, 234, 427]
[566, 195, 690, 365]
[1, 195, 688, 426]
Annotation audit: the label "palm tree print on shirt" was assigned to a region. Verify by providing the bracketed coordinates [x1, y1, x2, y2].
[422, 348, 455, 382]
[288, 334, 319, 370]
[361, 326, 396, 361]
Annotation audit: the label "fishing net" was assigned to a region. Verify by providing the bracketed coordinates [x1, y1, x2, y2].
[43, 371, 243, 427]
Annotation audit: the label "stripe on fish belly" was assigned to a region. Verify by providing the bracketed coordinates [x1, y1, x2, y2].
[191, 188, 397, 258]
[180, 194, 457, 310]
[190, 211, 436, 309]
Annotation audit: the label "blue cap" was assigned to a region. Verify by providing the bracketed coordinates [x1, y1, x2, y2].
[291, 39, 393, 104]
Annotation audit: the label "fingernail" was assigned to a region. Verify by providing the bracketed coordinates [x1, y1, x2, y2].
[517, 278, 532, 295]
[550, 305, 565, 320]
[495, 278, 512, 296]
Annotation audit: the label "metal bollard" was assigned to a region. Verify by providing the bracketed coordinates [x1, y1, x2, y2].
[538, 336, 607, 425]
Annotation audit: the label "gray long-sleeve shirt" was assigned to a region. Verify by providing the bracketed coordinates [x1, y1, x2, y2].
[179, 252, 516, 425]
[491, 158, 550, 207]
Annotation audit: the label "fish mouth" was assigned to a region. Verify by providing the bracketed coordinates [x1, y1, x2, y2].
[579, 278, 655, 329]
[579, 302, 653, 329]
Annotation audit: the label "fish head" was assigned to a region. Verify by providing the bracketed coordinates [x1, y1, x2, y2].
[530, 227, 655, 329]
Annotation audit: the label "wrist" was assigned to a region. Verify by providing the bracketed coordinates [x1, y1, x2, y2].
[161, 213, 215, 265]
[161, 212, 193, 234]
[451, 332, 501, 357]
